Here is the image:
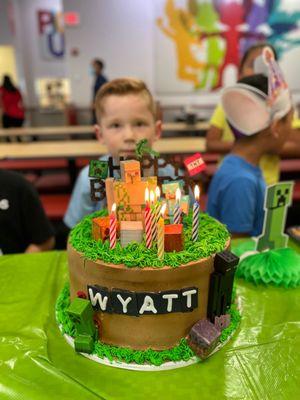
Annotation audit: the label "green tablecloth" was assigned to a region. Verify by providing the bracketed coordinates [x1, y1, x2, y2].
[0, 248, 299, 400]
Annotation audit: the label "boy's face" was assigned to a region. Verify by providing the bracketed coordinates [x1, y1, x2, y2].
[95, 94, 161, 158]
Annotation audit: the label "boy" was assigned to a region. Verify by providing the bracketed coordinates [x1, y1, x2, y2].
[207, 43, 300, 185]
[64, 78, 173, 229]
[0, 169, 55, 254]
[207, 49, 293, 237]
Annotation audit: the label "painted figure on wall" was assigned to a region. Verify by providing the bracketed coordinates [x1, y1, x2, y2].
[157, 0, 300, 91]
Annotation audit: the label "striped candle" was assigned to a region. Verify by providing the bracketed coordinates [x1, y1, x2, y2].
[157, 203, 166, 260]
[150, 190, 156, 244]
[144, 188, 152, 249]
[109, 203, 117, 249]
[173, 187, 181, 224]
[192, 185, 200, 242]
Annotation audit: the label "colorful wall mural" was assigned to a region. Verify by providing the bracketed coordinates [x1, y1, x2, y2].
[155, 0, 300, 92]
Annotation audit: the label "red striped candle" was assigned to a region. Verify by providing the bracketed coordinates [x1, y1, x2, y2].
[109, 203, 117, 249]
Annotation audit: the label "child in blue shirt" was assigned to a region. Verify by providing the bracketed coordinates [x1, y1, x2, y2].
[207, 48, 293, 236]
[64, 78, 175, 228]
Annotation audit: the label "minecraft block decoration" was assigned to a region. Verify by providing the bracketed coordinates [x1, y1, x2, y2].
[187, 319, 221, 360]
[214, 314, 231, 331]
[207, 250, 239, 322]
[256, 181, 294, 251]
[214, 251, 239, 273]
[67, 297, 97, 347]
[162, 181, 183, 200]
[74, 334, 94, 353]
[92, 216, 110, 241]
[120, 160, 141, 183]
[184, 153, 206, 176]
[120, 221, 143, 247]
[88, 160, 109, 179]
[164, 224, 183, 252]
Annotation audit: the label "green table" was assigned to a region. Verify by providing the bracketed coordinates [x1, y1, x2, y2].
[0, 248, 299, 400]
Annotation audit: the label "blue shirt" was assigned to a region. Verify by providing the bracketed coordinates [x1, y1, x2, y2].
[207, 155, 266, 236]
[64, 156, 178, 228]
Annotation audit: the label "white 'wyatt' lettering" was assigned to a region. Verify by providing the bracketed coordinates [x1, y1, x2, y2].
[139, 295, 158, 314]
[162, 293, 179, 312]
[88, 288, 108, 311]
[182, 289, 197, 308]
[117, 294, 132, 313]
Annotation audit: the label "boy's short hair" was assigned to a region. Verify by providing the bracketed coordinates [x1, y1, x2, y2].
[95, 78, 156, 122]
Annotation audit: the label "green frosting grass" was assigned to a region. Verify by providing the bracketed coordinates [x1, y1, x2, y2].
[69, 210, 229, 268]
[56, 283, 240, 366]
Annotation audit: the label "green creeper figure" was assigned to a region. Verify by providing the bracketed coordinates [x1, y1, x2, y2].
[88, 160, 108, 179]
[67, 297, 97, 354]
[256, 182, 294, 252]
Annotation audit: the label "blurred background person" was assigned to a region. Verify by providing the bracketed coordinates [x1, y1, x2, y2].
[91, 58, 108, 124]
[0, 75, 25, 135]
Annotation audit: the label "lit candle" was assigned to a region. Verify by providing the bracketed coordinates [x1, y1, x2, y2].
[192, 185, 200, 242]
[158, 203, 167, 260]
[109, 203, 117, 249]
[155, 186, 161, 202]
[173, 187, 181, 224]
[144, 188, 152, 249]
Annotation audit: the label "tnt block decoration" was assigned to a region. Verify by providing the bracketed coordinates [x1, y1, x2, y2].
[207, 251, 239, 323]
[184, 153, 206, 176]
[164, 224, 183, 252]
[92, 216, 110, 241]
[256, 181, 294, 251]
[120, 221, 143, 247]
[67, 297, 97, 353]
[88, 160, 109, 179]
[120, 160, 141, 183]
[187, 319, 221, 360]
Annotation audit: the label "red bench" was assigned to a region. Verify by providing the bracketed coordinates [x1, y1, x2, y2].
[40, 194, 70, 220]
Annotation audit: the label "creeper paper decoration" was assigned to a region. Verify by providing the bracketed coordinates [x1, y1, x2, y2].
[88, 160, 109, 179]
[67, 297, 97, 353]
[256, 182, 294, 252]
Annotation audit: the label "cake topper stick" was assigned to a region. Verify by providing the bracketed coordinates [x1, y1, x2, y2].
[192, 185, 200, 242]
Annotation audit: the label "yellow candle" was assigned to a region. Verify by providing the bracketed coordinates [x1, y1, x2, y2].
[157, 203, 166, 260]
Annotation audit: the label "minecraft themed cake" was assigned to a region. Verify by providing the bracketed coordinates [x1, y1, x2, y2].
[56, 156, 241, 370]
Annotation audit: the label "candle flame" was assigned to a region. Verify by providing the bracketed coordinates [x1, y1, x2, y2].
[145, 187, 149, 203]
[194, 185, 200, 200]
[160, 203, 167, 216]
[155, 186, 161, 200]
[111, 203, 116, 213]
[175, 187, 181, 202]
[150, 190, 155, 205]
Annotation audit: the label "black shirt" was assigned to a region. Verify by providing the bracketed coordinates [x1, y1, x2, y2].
[0, 170, 54, 254]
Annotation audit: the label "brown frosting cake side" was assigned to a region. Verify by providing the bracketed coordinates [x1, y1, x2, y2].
[68, 240, 229, 350]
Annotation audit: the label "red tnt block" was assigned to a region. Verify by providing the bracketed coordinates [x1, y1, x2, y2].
[184, 153, 206, 176]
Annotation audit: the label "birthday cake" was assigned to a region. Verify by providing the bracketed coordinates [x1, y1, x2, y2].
[56, 157, 241, 370]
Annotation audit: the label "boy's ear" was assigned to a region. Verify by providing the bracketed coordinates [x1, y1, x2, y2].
[270, 119, 280, 138]
[94, 124, 104, 143]
[154, 120, 162, 141]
